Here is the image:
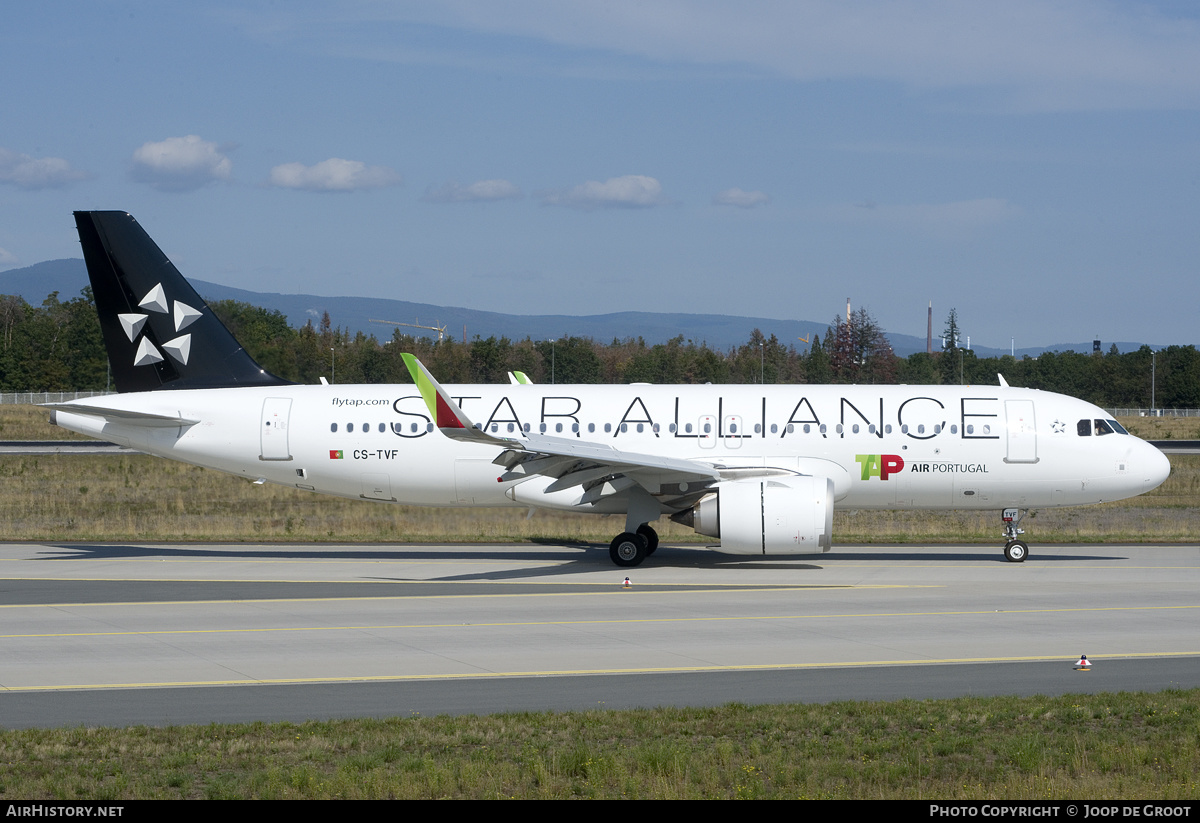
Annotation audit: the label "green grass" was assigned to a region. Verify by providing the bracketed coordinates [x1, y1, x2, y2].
[2, 693, 1198, 799]
[1, 450, 1197, 543]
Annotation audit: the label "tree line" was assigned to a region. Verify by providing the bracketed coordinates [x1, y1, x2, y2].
[1, 289, 1195, 409]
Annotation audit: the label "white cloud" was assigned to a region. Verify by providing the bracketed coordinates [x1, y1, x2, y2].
[542, 174, 667, 209]
[714, 188, 769, 208]
[0, 147, 90, 190]
[423, 179, 522, 203]
[130, 136, 232, 192]
[268, 158, 402, 192]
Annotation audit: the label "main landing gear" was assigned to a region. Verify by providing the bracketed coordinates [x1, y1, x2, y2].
[609, 489, 662, 567]
[609, 524, 659, 567]
[1002, 508, 1029, 562]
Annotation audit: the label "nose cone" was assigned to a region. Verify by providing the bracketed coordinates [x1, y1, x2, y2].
[1142, 440, 1171, 493]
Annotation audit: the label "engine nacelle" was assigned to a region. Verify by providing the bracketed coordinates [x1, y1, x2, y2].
[676, 475, 834, 555]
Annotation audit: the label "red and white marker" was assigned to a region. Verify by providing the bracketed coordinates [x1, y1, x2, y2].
[1075, 654, 1091, 670]
[623, 577, 632, 589]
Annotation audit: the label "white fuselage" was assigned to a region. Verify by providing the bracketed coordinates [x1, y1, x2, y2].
[52, 381, 1170, 516]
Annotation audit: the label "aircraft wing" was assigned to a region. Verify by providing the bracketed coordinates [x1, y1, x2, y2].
[401, 354, 720, 499]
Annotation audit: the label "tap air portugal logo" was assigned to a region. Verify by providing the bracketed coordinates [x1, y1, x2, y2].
[857, 453, 990, 479]
[855, 454, 905, 480]
[118, 282, 202, 368]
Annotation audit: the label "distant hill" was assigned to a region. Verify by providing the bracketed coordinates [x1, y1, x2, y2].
[0, 258, 1158, 358]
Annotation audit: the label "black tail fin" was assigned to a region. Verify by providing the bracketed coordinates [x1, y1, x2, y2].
[74, 211, 290, 392]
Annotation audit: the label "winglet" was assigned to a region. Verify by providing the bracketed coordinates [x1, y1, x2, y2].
[508, 371, 532, 385]
[401, 353, 471, 429]
[401, 353, 513, 446]
[998, 373, 1010, 388]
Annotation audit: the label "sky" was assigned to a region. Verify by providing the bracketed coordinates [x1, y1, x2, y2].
[2, 1, 1199, 350]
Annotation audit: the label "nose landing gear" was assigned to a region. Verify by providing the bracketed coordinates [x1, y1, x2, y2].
[1002, 508, 1029, 562]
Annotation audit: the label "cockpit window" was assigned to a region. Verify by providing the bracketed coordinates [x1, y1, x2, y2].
[1081, 418, 1127, 436]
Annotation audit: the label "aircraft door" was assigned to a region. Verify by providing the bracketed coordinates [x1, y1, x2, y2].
[1004, 399, 1038, 464]
[260, 398, 292, 461]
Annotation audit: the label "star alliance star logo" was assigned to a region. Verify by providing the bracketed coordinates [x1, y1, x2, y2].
[117, 282, 201, 368]
[1051, 419, 1066, 434]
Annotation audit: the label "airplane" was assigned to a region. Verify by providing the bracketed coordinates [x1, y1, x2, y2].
[47, 211, 1172, 567]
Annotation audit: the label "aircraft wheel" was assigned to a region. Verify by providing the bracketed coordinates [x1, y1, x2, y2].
[610, 532, 648, 567]
[637, 524, 659, 556]
[1004, 540, 1029, 563]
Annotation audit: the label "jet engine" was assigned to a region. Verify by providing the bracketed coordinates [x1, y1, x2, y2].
[672, 475, 834, 555]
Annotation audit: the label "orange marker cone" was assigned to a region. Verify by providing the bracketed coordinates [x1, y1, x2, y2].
[1075, 654, 1091, 670]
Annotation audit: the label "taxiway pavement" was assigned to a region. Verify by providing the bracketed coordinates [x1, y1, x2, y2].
[2, 541, 1198, 728]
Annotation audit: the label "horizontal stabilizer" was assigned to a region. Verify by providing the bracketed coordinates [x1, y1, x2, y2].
[44, 402, 199, 428]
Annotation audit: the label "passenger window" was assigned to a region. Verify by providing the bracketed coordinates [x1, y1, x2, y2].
[330, 423, 338, 432]
[347, 423, 354, 433]
[378, 423, 385, 433]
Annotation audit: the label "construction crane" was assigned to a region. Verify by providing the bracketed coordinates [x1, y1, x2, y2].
[369, 318, 447, 342]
